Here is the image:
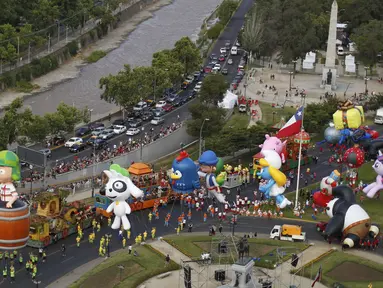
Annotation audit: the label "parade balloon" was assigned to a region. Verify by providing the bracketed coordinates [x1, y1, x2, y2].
[0, 150, 30, 249]
[170, 151, 200, 193]
[324, 126, 341, 144]
[324, 185, 379, 249]
[260, 134, 287, 163]
[99, 164, 143, 230]
[363, 151, 383, 198]
[313, 170, 340, 207]
[215, 157, 224, 175]
[343, 146, 365, 168]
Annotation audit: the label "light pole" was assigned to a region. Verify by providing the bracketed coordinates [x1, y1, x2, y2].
[292, 60, 298, 79]
[118, 265, 125, 282]
[199, 118, 209, 157]
[231, 215, 237, 236]
[364, 66, 369, 95]
[140, 127, 145, 161]
[272, 111, 277, 123]
[88, 108, 93, 123]
[29, 164, 33, 194]
[288, 71, 294, 96]
[91, 143, 96, 198]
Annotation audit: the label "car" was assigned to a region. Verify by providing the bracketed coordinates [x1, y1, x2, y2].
[69, 143, 86, 153]
[92, 138, 108, 150]
[163, 103, 174, 112]
[113, 125, 127, 134]
[193, 71, 201, 79]
[185, 75, 194, 83]
[46, 135, 66, 146]
[153, 108, 165, 117]
[179, 96, 188, 105]
[214, 63, 221, 71]
[221, 68, 228, 75]
[141, 112, 153, 121]
[167, 94, 178, 103]
[173, 98, 182, 107]
[181, 81, 190, 90]
[65, 137, 83, 148]
[219, 55, 225, 62]
[39, 149, 52, 158]
[87, 136, 99, 145]
[231, 82, 238, 90]
[99, 129, 115, 140]
[126, 128, 140, 136]
[228, 58, 233, 65]
[210, 59, 218, 65]
[146, 99, 156, 107]
[220, 47, 227, 54]
[133, 101, 148, 112]
[212, 66, 220, 73]
[88, 122, 105, 130]
[91, 126, 105, 137]
[194, 81, 203, 92]
[112, 119, 126, 126]
[156, 100, 167, 108]
[235, 40, 240, 46]
[234, 76, 242, 84]
[75, 126, 90, 137]
[204, 65, 213, 73]
[209, 53, 217, 60]
[188, 90, 197, 99]
[151, 117, 165, 125]
[129, 119, 143, 128]
[225, 41, 231, 49]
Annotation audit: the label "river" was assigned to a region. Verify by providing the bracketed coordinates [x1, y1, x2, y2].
[22, 0, 221, 118]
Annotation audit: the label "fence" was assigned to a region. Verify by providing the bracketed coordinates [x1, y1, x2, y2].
[0, 0, 147, 75]
[18, 126, 196, 192]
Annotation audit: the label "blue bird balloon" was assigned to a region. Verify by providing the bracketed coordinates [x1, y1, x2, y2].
[170, 151, 200, 193]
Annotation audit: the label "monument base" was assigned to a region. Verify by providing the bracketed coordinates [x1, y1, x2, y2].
[218, 257, 257, 288]
[321, 67, 337, 91]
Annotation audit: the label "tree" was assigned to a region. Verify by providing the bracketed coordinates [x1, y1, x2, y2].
[172, 37, 202, 75]
[6, 43, 17, 65]
[25, 115, 49, 143]
[207, 23, 223, 40]
[217, 0, 239, 24]
[241, 3, 265, 57]
[31, 0, 60, 30]
[304, 98, 338, 134]
[186, 102, 225, 138]
[199, 74, 228, 105]
[351, 20, 383, 68]
[45, 112, 66, 136]
[99, 64, 142, 111]
[55, 102, 87, 133]
[152, 50, 184, 84]
[145, 66, 172, 100]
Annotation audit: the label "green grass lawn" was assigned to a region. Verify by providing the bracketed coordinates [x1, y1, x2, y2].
[296, 251, 383, 288]
[224, 108, 250, 130]
[69, 245, 180, 288]
[258, 101, 296, 125]
[164, 235, 308, 269]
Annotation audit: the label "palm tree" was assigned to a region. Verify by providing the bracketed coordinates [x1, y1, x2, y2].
[241, 4, 265, 60]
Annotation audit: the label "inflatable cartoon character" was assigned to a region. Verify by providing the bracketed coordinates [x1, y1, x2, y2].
[198, 150, 225, 203]
[313, 170, 340, 207]
[0, 151, 21, 208]
[99, 164, 143, 230]
[363, 151, 383, 198]
[257, 150, 291, 208]
[259, 134, 287, 163]
[324, 185, 380, 249]
[170, 151, 200, 193]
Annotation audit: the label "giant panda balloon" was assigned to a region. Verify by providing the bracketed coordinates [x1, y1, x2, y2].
[324, 185, 380, 249]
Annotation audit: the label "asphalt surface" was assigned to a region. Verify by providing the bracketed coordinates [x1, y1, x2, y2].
[22, 0, 254, 179]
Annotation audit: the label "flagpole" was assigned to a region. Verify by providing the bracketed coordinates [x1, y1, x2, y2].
[294, 95, 306, 210]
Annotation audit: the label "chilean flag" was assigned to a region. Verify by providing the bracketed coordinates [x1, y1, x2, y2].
[276, 106, 304, 138]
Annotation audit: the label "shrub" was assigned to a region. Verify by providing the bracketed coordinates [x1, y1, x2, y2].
[15, 81, 39, 93]
[68, 40, 78, 56]
[89, 30, 96, 41]
[207, 23, 224, 40]
[86, 50, 107, 63]
[96, 26, 103, 39]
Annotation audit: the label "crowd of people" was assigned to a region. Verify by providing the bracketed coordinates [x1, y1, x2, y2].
[20, 123, 183, 184]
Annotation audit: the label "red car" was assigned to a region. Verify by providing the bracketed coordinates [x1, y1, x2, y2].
[219, 55, 225, 61]
[204, 66, 212, 73]
[163, 103, 174, 112]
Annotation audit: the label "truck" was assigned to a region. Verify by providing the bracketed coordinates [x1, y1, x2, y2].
[270, 224, 306, 242]
[238, 103, 247, 113]
[374, 108, 383, 124]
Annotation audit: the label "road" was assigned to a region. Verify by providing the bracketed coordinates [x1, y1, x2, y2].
[21, 0, 255, 178]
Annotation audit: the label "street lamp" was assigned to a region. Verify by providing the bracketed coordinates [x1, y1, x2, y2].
[364, 66, 369, 95]
[140, 127, 145, 161]
[29, 164, 33, 194]
[106, 233, 112, 257]
[199, 118, 209, 157]
[288, 72, 294, 96]
[231, 215, 237, 236]
[272, 111, 277, 123]
[118, 265, 125, 282]
[88, 108, 93, 123]
[292, 60, 298, 79]
[91, 143, 96, 198]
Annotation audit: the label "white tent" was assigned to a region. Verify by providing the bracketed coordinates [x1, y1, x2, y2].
[218, 90, 238, 109]
[302, 52, 316, 69]
[345, 54, 356, 73]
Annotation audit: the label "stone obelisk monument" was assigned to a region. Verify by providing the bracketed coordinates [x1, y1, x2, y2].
[321, 0, 338, 91]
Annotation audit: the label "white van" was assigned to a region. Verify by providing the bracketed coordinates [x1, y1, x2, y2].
[375, 108, 383, 124]
[337, 46, 344, 56]
[231, 46, 238, 55]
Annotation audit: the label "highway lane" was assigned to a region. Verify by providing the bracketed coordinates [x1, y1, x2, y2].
[21, 0, 254, 177]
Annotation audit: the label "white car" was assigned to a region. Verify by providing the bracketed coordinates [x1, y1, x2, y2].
[65, 137, 83, 148]
[194, 81, 203, 92]
[113, 125, 127, 134]
[228, 58, 233, 65]
[151, 117, 165, 125]
[156, 100, 167, 108]
[126, 128, 140, 136]
[133, 101, 148, 112]
[91, 126, 105, 137]
[214, 63, 221, 71]
[220, 47, 227, 54]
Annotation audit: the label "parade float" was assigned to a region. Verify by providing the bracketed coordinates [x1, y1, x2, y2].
[363, 151, 383, 198]
[28, 189, 94, 248]
[253, 131, 312, 173]
[0, 150, 30, 250]
[95, 163, 173, 217]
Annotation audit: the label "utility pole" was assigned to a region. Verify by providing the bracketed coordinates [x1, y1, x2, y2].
[48, 34, 51, 53]
[28, 42, 31, 63]
[66, 26, 69, 43]
[17, 37, 20, 65]
[57, 21, 60, 43]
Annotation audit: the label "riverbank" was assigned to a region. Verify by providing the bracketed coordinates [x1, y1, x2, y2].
[0, 0, 174, 113]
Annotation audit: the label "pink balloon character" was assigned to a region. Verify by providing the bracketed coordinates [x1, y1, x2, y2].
[363, 151, 383, 198]
[259, 134, 287, 163]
